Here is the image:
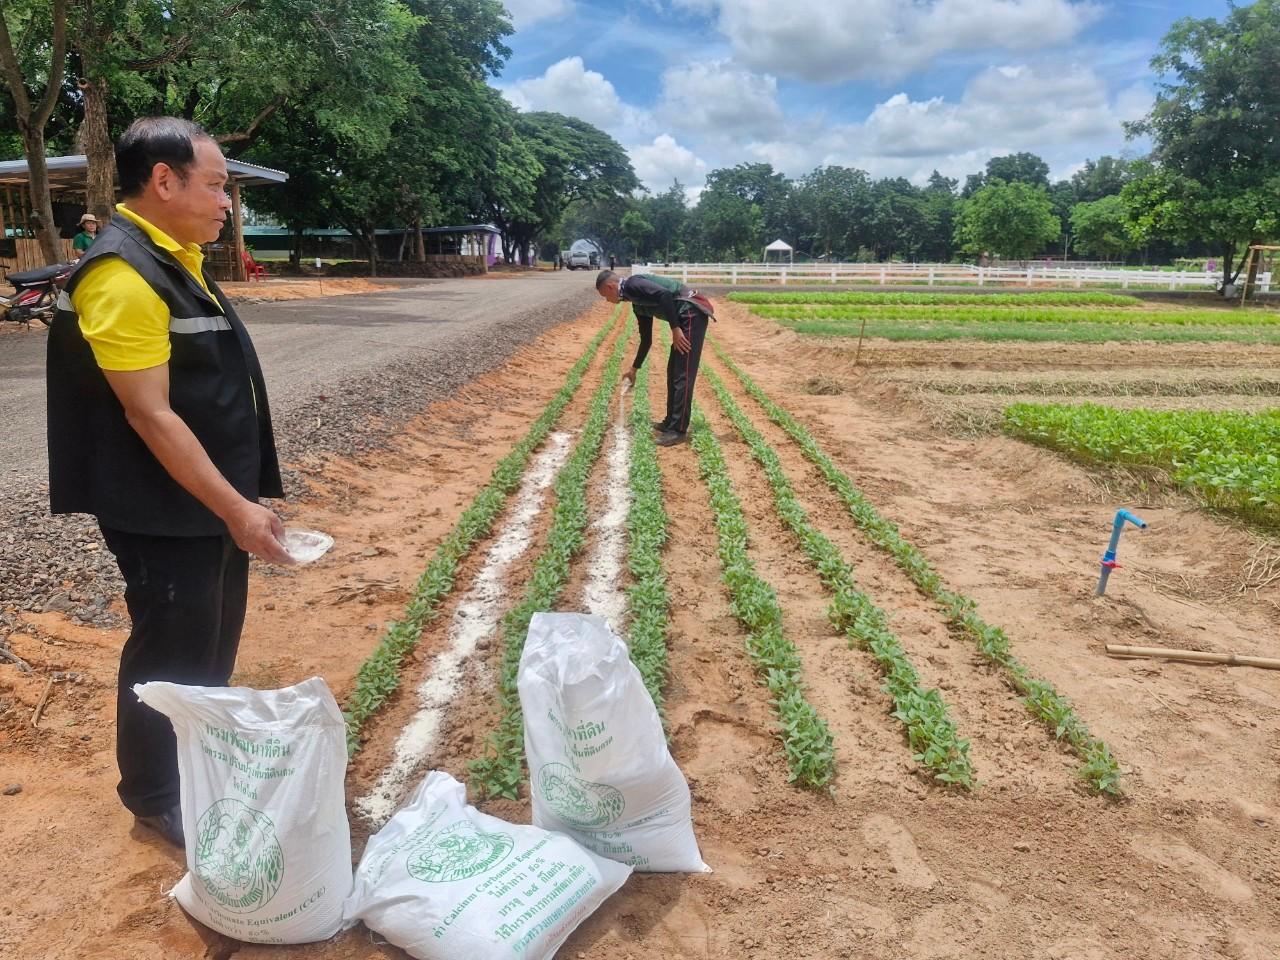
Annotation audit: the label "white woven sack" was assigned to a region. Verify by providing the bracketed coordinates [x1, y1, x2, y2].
[519, 612, 709, 872]
[342, 770, 630, 960]
[134, 677, 352, 944]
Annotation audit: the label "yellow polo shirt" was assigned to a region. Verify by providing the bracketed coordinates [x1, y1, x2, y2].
[72, 204, 218, 371]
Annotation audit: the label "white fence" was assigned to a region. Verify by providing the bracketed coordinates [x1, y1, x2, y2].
[641, 261, 1273, 292]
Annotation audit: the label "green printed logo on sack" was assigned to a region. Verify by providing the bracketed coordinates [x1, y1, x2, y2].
[194, 798, 285, 913]
[538, 763, 625, 828]
[406, 821, 514, 883]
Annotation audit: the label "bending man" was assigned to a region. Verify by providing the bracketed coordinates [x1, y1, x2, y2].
[595, 269, 714, 446]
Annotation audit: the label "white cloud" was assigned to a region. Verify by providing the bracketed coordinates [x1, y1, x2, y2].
[628, 134, 709, 191]
[501, 56, 654, 144]
[502, 0, 574, 29]
[698, 0, 1103, 82]
[738, 61, 1144, 184]
[657, 60, 783, 139]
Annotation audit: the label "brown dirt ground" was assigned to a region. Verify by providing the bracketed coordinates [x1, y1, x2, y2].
[2, 300, 1279, 959]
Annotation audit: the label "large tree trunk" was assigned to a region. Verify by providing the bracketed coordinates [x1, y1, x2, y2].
[77, 47, 116, 223]
[0, 0, 70, 264]
[21, 128, 62, 263]
[365, 227, 379, 277]
[289, 221, 302, 269]
[413, 217, 425, 262]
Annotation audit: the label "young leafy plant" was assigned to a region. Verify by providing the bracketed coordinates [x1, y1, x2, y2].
[343, 307, 623, 757]
[704, 365, 974, 789]
[712, 339, 1124, 796]
[469, 325, 633, 799]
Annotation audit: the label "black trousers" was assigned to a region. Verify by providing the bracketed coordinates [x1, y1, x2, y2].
[100, 525, 249, 817]
[664, 312, 709, 433]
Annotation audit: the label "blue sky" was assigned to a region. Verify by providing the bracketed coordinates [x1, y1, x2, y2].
[495, 0, 1219, 194]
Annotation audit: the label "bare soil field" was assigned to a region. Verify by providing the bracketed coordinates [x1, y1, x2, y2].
[2, 300, 1278, 959]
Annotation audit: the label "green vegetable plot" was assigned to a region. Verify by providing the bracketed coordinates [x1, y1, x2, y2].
[624, 358, 674, 710]
[729, 291, 1143, 308]
[713, 341, 1124, 795]
[470, 326, 632, 799]
[1004, 403, 1280, 527]
[343, 306, 624, 756]
[688, 405, 837, 789]
[773, 319, 1280, 345]
[750, 303, 1279, 327]
[704, 367, 974, 788]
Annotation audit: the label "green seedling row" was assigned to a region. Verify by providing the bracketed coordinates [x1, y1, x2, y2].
[712, 341, 1124, 795]
[469, 327, 633, 799]
[687, 405, 837, 790]
[729, 291, 1143, 308]
[1004, 403, 1280, 527]
[625, 354, 673, 709]
[750, 303, 1280, 327]
[342, 307, 624, 757]
[704, 367, 974, 788]
[773, 318, 1280, 345]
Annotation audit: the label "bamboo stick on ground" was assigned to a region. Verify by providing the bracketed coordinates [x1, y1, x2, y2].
[1105, 644, 1280, 671]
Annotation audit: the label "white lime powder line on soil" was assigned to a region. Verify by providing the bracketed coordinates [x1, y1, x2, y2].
[354, 431, 575, 825]
[582, 390, 633, 628]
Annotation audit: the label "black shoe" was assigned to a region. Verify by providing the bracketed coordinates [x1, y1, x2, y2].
[655, 430, 688, 447]
[651, 420, 670, 431]
[136, 804, 185, 848]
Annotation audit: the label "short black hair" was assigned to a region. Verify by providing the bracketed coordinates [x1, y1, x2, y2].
[595, 269, 616, 291]
[116, 117, 216, 197]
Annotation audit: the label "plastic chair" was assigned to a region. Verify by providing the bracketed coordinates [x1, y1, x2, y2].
[241, 250, 267, 281]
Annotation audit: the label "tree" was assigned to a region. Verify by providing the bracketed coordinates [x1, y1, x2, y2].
[496, 112, 636, 264]
[702, 162, 790, 245]
[0, 0, 69, 262]
[790, 165, 871, 259]
[633, 182, 686, 261]
[917, 170, 958, 261]
[619, 209, 653, 261]
[864, 177, 926, 260]
[1071, 155, 1135, 203]
[984, 152, 1050, 188]
[1125, 0, 1280, 286]
[1070, 195, 1133, 260]
[954, 180, 1060, 260]
[685, 190, 761, 261]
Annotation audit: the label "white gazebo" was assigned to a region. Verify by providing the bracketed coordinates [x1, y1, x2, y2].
[763, 238, 793, 264]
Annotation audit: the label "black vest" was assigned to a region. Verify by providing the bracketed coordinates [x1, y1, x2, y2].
[47, 212, 283, 537]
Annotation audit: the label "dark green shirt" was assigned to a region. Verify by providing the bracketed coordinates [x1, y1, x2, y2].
[73, 231, 96, 252]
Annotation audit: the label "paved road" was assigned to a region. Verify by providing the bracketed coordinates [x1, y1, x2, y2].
[0, 271, 596, 478]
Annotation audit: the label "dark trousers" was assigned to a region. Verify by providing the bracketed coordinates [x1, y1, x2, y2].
[100, 525, 249, 817]
[665, 312, 709, 433]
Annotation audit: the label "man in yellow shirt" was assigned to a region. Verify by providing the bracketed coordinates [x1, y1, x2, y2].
[47, 117, 292, 848]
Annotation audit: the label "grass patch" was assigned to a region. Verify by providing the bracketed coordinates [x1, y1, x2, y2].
[342, 307, 623, 756]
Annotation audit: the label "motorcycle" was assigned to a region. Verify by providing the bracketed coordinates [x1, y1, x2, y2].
[2, 261, 75, 329]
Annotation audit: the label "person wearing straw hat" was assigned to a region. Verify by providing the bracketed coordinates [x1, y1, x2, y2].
[72, 213, 100, 255]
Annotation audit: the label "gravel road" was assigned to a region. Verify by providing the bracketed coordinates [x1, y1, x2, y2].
[0, 271, 598, 632]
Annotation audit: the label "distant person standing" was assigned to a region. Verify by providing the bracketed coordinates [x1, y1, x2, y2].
[72, 213, 99, 256]
[609, 253, 616, 270]
[46, 117, 292, 848]
[595, 269, 714, 446]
